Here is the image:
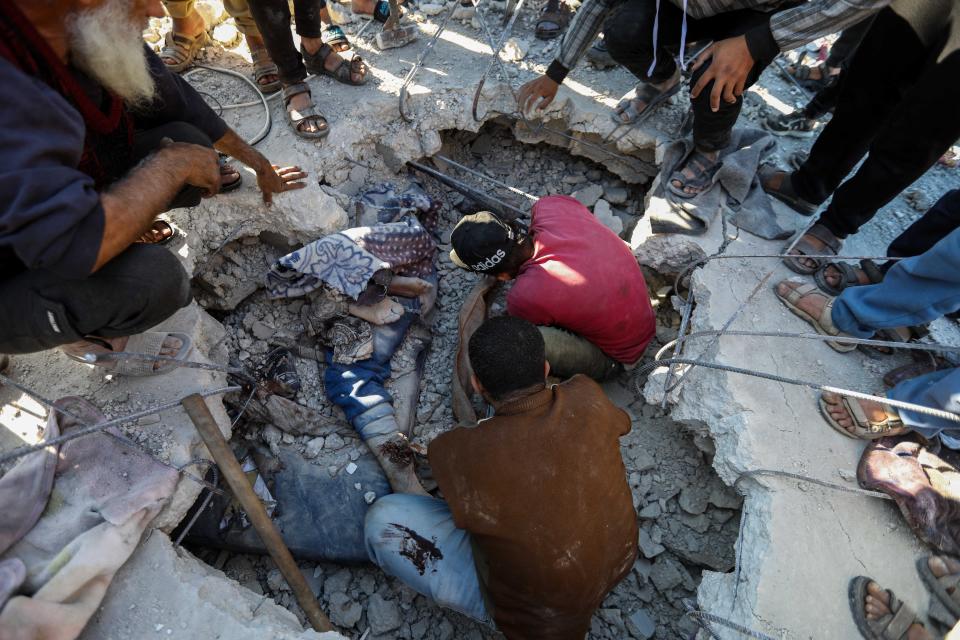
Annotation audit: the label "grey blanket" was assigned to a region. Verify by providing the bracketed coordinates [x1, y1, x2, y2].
[655, 128, 791, 240]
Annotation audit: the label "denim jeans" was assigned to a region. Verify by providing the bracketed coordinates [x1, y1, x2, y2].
[364, 494, 492, 624]
[831, 226, 960, 440]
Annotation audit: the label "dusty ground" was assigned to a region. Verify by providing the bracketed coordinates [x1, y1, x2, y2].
[2, 1, 958, 639]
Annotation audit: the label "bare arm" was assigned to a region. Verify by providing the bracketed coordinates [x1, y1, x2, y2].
[93, 143, 219, 272]
[213, 129, 307, 205]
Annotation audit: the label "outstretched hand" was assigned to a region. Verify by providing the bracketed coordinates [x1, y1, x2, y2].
[517, 75, 560, 114]
[690, 35, 754, 112]
[255, 164, 308, 206]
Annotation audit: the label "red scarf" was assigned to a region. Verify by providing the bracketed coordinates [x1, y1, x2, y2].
[0, 0, 134, 186]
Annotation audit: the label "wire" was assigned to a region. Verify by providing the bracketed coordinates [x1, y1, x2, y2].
[655, 330, 960, 356]
[183, 64, 272, 145]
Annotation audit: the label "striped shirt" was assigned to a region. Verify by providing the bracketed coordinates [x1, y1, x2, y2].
[547, 0, 889, 82]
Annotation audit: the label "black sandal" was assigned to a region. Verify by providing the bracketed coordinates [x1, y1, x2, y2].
[782, 223, 841, 275]
[667, 149, 721, 199]
[813, 259, 883, 296]
[282, 82, 330, 140]
[301, 43, 369, 86]
[759, 165, 818, 215]
[535, 6, 569, 40]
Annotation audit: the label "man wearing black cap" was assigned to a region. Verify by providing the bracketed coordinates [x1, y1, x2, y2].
[449, 195, 655, 380]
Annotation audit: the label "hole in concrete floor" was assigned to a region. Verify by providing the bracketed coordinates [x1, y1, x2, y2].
[178, 125, 741, 639]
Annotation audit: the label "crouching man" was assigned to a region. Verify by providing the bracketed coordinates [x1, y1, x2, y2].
[0, 0, 304, 373]
[450, 195, 655, 380]
[364, 316, 638, 638]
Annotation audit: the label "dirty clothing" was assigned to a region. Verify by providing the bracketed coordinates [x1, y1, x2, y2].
[538, 325, 620, 381]
[412, 376, 639, 639]
[365, 494, 493, 623]
[832, 225, 960, 442]
[246, 0, 325, 86]
[790, 0, 960, 239]
[164, 0, 261, 37]
[801, 17, 875, 119]
[507, 196, 654, 365]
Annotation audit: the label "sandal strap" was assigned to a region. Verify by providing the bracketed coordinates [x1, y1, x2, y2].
[282, 82, 311, 103]
[806, 224, 842, 253]
[884, 592, 918, 640]
[162, 32, 203, 63]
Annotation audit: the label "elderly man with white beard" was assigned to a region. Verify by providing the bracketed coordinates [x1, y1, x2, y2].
[0, 0, 306, 373]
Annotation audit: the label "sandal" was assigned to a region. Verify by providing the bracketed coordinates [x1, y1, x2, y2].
[917, 556, 960, 624]
[220, 159, 243, 193]
[758, 165, 818, 215]
[535, 6, 569, 40]
[814, 259, 883, 296]
[360, 0, 394, 23]
[782, 223, 841, 275]
[819, 392, 905, 439]
[667, 149, 721, 199]
[136, 218, 181, 245]
[789, 63, 834, 92]
[282, 82, 330, 140]
[160, 30, 210, 73]
[301, 43, 368, 86]
[322, 25, 352, 52]
[249, 38, 281, 94]
[884, 356, 950, 388]
[849, 577, 925, 639]
[774, 281, 856, 352]
[63, 332, 193, 377]
[612, 74, 680, 125]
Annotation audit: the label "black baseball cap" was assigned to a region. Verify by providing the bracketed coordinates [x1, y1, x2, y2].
[449, 212, 519, 273]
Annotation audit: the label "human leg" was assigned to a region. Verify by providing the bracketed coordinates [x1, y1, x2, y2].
[887, 367, 960, 441]
[831, 227, 960, 338]
[0, 244, 191, 354]
[222, 0, 261, 37]
[824, 16, 874, 69]
[364, 494, 491, 623]
[537, 326, 620, 381]
[160, 0, 208, 71]
[791, 5, 948, 207]
[886, 189, 960, 266]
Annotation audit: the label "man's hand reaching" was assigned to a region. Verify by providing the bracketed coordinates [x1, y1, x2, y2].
[517, 75, 560, 114]
[690, 35, 755, 112]
[254, 163, 308, 206]
[160, 141, 221, 197]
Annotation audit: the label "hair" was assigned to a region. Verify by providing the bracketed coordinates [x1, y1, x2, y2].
[468, 316, 545, 400]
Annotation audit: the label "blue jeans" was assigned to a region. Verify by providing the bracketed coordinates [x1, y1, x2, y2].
[831, 224, 960, 439]
[363, 494, 492, 624]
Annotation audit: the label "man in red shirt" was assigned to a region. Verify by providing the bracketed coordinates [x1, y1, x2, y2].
[450, 195, 655, 379]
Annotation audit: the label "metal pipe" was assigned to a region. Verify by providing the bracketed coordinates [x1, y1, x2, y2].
[406, 160, 528, 219]
[180, 394, 333, 633]
[434, 154, 538, 201]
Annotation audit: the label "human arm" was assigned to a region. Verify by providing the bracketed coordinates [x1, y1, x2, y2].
[517, 0, 620, 112]
[212, 129, 307, 205]
[94, 142, 220, 271]
[691, 1, 889, 112]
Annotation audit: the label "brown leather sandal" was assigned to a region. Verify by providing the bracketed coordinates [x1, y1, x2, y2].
[301, 43, 368, 86]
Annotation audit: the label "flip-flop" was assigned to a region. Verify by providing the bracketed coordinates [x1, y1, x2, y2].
[774, 282, 856, 352]
[849, 576, 924, 640]
[818, 392, 905, 440]
[64, 331, 193, 377]
[612, 78, 680, 125]
[782, 223, 841, 275]
[667, 149, 721, 199]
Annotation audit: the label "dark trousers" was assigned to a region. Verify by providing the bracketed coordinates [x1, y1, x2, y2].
[0, 121, 205, 354]
[247, 0, 325, 86]
[802, 17, 874, 119]
[603, 0, 772, 151]
[886, 189, 960, 266]
[791, 1, 960, 239]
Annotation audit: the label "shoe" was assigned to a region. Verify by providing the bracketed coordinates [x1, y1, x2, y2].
[764, 111, 818, 138]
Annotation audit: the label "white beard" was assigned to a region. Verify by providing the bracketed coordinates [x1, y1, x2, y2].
[66, 0, 156, 108]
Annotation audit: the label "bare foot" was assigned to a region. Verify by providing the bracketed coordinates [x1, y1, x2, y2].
[61, 335, 183, 372]
[928, 555, 960, 596]
[821, 391, 906, 437]
[349, 297, 405, 325]
[863, 581, 930, 640]
[387, 276, 432, 298]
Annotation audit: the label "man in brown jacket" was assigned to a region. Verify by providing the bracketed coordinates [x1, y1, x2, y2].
[364, 316, 638, 638]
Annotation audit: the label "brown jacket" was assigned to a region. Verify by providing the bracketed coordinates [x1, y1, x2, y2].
[429, 375, 639, 639]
